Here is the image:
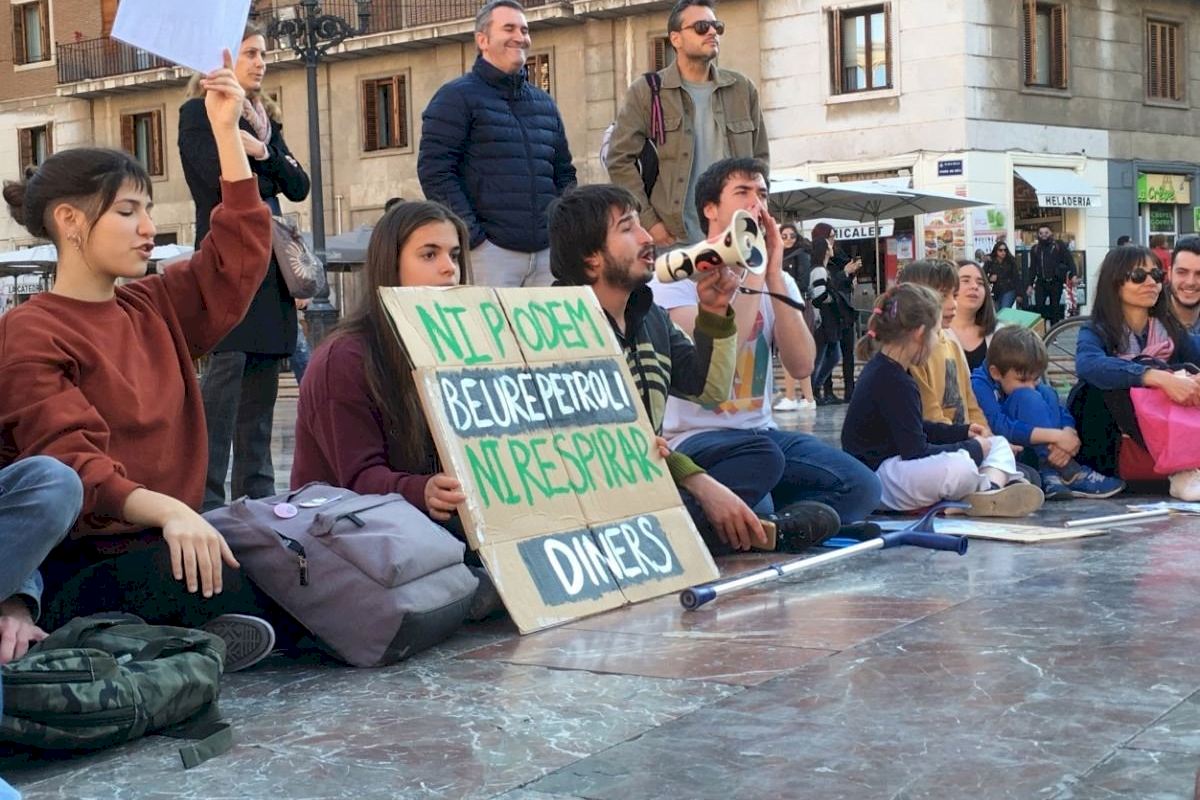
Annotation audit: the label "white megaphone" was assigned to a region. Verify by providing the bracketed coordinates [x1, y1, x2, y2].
[654, 209, 767, 283]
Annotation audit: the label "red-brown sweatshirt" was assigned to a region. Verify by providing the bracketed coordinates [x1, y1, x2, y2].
[290, 333, 433, 511]
[0, 178, 270, 542]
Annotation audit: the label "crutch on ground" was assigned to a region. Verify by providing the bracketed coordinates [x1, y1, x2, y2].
[680, 501, 970, 610]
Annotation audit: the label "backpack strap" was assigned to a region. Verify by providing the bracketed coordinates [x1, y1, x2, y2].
[35, 613, 145, 651]
[645, 72, 666, 146]
[161, 703, 233, 770]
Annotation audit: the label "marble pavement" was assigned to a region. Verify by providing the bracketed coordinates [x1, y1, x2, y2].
[4, 397, 1198, 799]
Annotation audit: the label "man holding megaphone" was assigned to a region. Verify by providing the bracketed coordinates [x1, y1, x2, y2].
[651, 158, 884, 537]
[548, 185, 840, 553]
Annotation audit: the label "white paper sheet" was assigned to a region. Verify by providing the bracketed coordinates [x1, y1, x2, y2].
[111, 0, 253, 74]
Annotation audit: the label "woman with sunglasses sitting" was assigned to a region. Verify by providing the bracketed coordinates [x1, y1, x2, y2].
[985, 241, 1021, 309]
[1070, 246, 1200, 496]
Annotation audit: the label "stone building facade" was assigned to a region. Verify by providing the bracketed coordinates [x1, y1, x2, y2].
[2, 0, 1198, 307]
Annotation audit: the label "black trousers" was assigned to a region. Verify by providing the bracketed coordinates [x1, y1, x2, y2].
[1034, 280, 1066, 325]
[39, 542, 305, 645]
[1068, 382, 1141, 477]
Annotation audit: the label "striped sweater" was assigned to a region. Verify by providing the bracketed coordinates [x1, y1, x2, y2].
[605, 285, 737, 483]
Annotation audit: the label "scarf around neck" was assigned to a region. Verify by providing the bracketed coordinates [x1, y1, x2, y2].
[241, 97, 271, 145]
[1118, 316, 1175, 362]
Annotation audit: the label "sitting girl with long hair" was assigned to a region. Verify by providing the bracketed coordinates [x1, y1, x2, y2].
[291, 201, 471, 521]
[948, 259, 998, 370]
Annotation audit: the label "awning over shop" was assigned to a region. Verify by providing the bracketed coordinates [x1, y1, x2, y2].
[1013, 166, 1102, 209]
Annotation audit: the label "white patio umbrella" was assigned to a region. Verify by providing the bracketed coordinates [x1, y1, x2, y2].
[770, 178, 991, 286]
[0, 244, 57, 267]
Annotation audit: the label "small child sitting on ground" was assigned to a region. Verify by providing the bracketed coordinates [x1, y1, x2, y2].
[843, 284, 1044, 516]
[971, 326, 1125, 499]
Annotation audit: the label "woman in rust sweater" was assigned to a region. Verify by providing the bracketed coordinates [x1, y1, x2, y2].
[0, 53, 282, 670]
[291, 201, 471, 523]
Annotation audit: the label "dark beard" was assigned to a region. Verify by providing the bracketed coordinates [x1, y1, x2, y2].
[601, 252, 651, 292]
[1172, 289, 1200, 311]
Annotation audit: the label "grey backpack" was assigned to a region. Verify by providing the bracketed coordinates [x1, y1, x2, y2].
[204, 484, 478, 667]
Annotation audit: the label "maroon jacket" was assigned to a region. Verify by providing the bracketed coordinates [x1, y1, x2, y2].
[291, 333, 432, 511]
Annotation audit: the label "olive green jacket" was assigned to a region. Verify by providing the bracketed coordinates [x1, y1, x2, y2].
[606, 61, 769, 243]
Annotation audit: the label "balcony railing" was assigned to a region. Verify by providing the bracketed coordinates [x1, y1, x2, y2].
[57, 37, 173, 84]
[56, 1, 558, 84]
[250, 0, 553, 40]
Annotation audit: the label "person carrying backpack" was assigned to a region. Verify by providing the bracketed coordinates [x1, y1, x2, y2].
[605, 0, 768, 248]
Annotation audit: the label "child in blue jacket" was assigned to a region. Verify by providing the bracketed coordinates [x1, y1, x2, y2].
[971, 326, 1124, 499]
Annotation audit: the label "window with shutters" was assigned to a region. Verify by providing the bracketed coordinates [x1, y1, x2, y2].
[651, 36, 675, 72]
[12, 0, 52, 66]
[17, 125, 52, 172]
[120, 110, 165, 177]
[1022, 2, 1068, 89]
[828, 4, 892, 95]
[361, 75, 410, 153]
[525, 52, 552, 95]
[1146, 19, 1183, 103]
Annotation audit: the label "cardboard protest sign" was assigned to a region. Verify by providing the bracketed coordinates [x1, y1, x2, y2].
[112, 0, 253, 74]
[382, 286, 718, 633]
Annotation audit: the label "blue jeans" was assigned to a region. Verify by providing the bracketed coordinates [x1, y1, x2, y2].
[1002, 387, 1061, 468]
[676, 428, 882, 524]
[998, 290, 1017, 309]
[0, 457, 82, 620]
[291, 321, 311, 386]
[811, 336, 842, 391]
[676, 433, 784, 552]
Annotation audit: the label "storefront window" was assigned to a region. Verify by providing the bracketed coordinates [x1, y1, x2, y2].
[1143, 203, 1178, 247]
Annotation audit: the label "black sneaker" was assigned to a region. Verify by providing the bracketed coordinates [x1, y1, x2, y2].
[835, 521, 881, 541]
[467, 566, 506, 621]
[762, 502, 841, 552]
[202, 614, 276, 672]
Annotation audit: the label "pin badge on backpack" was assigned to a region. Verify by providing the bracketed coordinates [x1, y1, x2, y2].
[273, 503, 299, 519]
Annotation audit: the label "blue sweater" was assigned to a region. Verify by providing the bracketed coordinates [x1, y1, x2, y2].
[970, 366, 1073, 446]
[418, 56, 577, 253]
[843, 353, 984, 471]
[1075, 323, 1200, 391]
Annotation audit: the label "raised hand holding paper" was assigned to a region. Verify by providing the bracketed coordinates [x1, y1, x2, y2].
[112, 0, 253, 74]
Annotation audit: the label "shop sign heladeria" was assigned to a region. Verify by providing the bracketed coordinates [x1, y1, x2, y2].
[1038, 194, 1094, 208]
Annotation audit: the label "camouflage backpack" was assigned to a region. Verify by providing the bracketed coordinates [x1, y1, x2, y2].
[0, 614, 231, 769]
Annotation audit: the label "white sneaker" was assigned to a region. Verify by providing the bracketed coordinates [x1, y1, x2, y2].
[773, 397, 800, 412]
[798, 399, 818, 411]
[964, 482, 1045, 517]
[1170, 469, 1200, 501]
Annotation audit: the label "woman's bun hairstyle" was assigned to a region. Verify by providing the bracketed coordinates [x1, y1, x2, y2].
[2, 149, 152, 241]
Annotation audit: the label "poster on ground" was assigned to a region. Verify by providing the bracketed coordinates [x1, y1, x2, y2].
[381, 286, 718, 633]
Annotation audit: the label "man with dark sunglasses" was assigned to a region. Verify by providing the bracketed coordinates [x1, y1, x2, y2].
[607, 0, 768, 248]
[1169, 235, 1200, 334]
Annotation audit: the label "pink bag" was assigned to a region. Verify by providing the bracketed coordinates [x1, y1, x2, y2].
[1130, 387, 1200, 473]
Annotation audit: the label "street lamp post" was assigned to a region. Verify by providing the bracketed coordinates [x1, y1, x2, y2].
[267, 0, 370, 346]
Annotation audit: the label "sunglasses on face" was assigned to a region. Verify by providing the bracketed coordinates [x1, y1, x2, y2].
[1126, 267, 1165, 285]
[680, 19, 725, 35]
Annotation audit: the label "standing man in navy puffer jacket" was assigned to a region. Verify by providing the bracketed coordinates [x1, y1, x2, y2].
[418, 0, 576, 287]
